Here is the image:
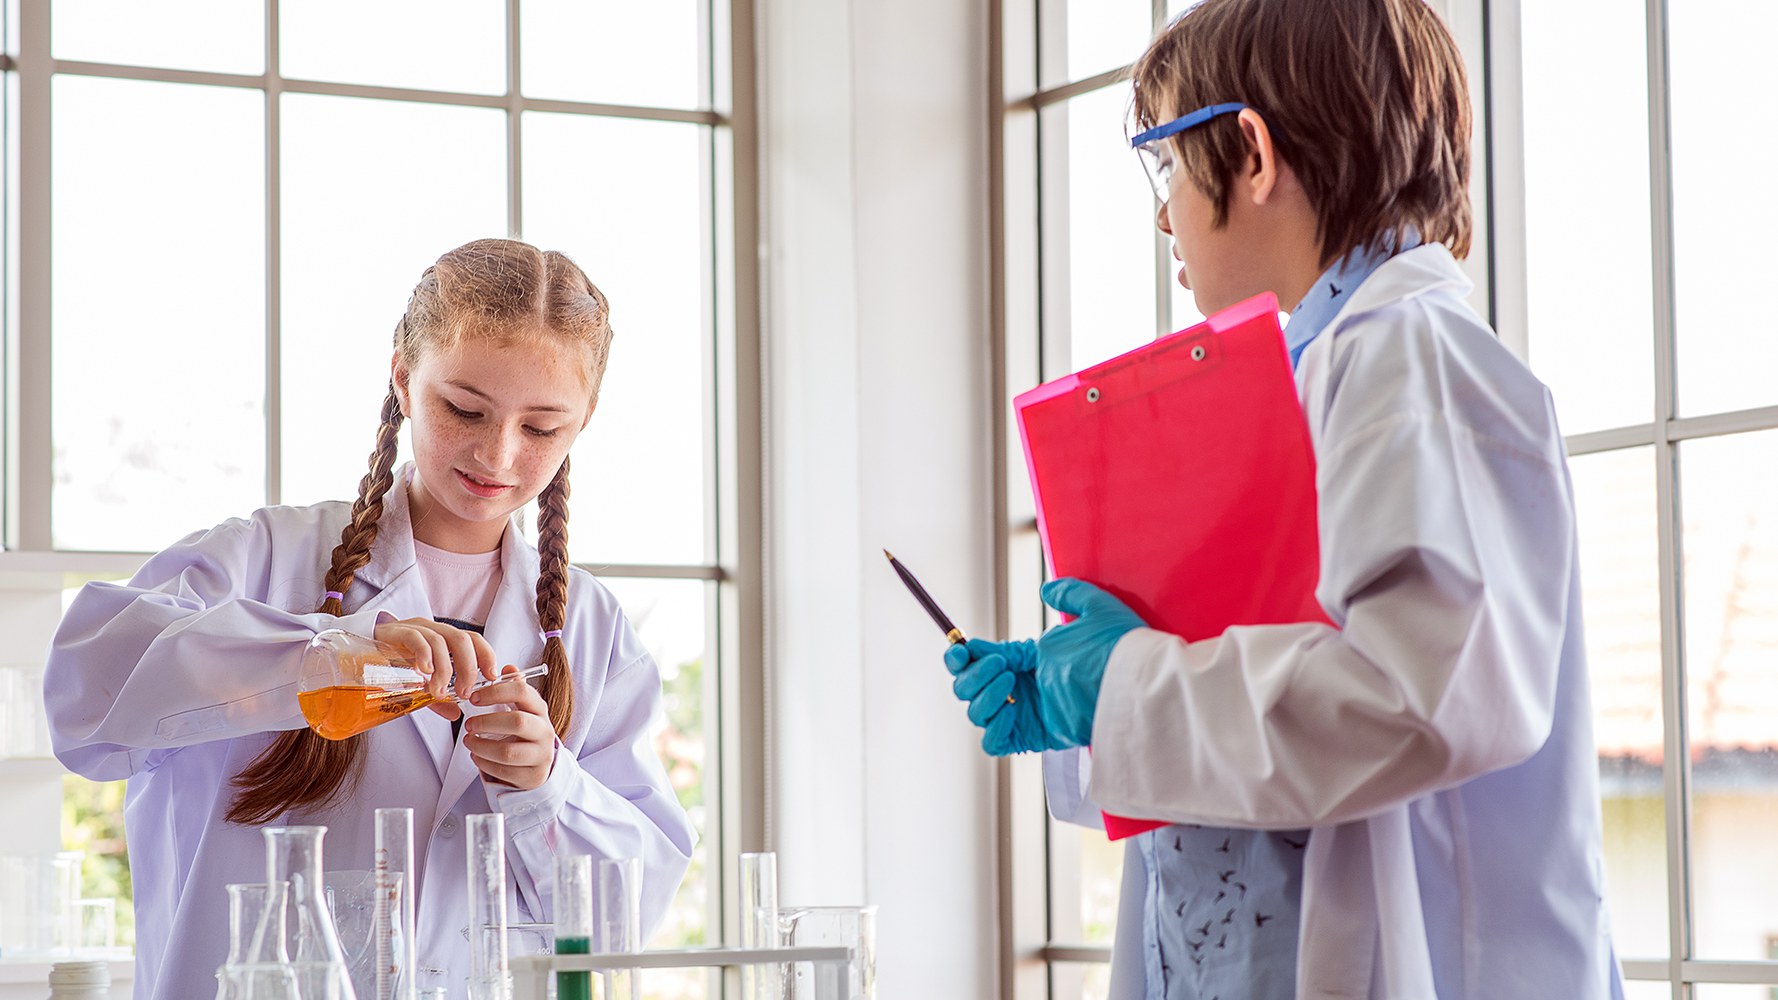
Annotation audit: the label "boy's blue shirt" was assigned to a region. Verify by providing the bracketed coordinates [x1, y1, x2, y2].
[1284, 233, 1423, 368]
[1138, 235, 1418, 1000]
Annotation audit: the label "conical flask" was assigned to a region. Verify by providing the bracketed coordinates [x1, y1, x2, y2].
[264, 826, 357, 1000]
[214, 882, 298, 1000]
[298, 629, 547, 740]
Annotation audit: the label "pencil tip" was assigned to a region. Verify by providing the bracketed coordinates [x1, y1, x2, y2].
[883, 549, 895, 561]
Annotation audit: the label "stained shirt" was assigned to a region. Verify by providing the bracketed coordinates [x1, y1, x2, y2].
[1141, 236, 1417, 1000]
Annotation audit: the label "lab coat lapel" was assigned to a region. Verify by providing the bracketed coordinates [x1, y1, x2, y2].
[434, 521, 544, 815]
[346, 467, 456, 781]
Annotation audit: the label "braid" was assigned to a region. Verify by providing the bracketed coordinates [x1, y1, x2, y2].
[319, 389, 406, 615]
[225, 389, 405, 825]
[535, 457, 574, 737]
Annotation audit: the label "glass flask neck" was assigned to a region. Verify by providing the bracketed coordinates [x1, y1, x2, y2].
[224, 881, 290, 966]
[262, 826, 356, 991]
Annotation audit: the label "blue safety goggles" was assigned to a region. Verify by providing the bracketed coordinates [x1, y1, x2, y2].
[1127, 102, 1247, 202]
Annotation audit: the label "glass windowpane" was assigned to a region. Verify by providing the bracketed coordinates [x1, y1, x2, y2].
[1571, 447, 1668, 957]
[1670, 1, 1778, 417]
[53, 0, 262, 75]
[1694, 986, 1778, 1000]
[522, 113, 708, 566]
[521, 0, 703, 110]
[596, 577, 711, 960]
[1046, 86, 1161, 374]
[1520, 0, 1654, 434]
[1681, 429, 1778, 960]
[278, 94, 506, 508]
[52, 76, 265, 550]
[280, 0, 505, 95]
[1046, 1, 1151, 86]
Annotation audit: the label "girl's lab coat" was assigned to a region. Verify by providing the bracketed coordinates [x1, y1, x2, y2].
[45, 465, 695, 1000]
[1048, 245, 1623, 999]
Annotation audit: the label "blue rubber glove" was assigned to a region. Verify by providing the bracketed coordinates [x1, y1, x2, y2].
[1033, 578, 1148, 748]
[944, 638, 1055, 755]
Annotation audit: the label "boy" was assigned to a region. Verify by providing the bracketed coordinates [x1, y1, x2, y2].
[945, 1, 1625, 997]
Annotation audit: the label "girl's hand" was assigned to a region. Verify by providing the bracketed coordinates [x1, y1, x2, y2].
[373, 618, 498, 721]
[463, 667, 557, 790]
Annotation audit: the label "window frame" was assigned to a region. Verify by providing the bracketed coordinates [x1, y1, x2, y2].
[0, 0, 765, 990]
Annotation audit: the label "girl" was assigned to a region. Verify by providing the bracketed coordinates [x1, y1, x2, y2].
[44, 239, 695, 999]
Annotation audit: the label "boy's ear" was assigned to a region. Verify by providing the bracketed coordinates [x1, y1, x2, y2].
[1236, 108, 1282, 207]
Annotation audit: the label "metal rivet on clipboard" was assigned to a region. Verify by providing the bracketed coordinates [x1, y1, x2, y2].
[1086, 387, 1101, 403]
[1191, 345, 1207, 361]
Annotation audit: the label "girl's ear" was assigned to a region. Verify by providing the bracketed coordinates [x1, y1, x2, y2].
[1237, 107, 1282, 207]
[580, 400, 596, 431]
[391, 351, 411, 417]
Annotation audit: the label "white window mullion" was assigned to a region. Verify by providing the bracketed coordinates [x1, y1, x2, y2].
[1643, 0, 1690, 995]
[504, 0, 521, 240]
[15, 0, 49, 551]
[264, 0, 281, 507]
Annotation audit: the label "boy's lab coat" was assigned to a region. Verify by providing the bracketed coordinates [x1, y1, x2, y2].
[1048, 245, 1624, 999]
[45, 465, 695, 1000]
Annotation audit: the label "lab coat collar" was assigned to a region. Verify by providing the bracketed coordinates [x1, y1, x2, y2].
[1283, 234, 1421, 369]
[1294, 243, 1473, 377]
[348, 462, 423, 593]
[1333, 242, 1473, 326]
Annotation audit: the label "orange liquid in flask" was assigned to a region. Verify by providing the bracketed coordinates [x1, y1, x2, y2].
[298, 684, 444, 740]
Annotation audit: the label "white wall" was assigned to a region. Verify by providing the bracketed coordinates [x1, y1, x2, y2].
[759, 0, 1000, 995]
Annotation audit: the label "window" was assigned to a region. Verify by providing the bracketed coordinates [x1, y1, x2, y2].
[1, 2, 757, 996]
[995, 0, 1778, 996]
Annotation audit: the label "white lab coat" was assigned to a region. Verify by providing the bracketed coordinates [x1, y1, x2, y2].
[45, 465, 695, 1000]
[1047, 245, 1623, 999]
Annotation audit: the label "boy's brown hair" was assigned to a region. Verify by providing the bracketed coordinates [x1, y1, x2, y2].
[1131, 0, 1472, 264]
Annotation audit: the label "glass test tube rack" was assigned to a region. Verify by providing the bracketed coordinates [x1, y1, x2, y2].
[507, 945, 855, 1000]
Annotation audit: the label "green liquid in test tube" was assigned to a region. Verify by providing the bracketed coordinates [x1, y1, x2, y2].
[555, 856, 595, 1000]
[554, 936, 593, 1000]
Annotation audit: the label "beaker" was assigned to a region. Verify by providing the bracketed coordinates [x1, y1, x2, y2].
[373, 808, 417, 1000]
[215, 882, 298, 1000]
[553, 856, 593, 1000]
[598, 857, 643, 1000]
[264, 826, 357, 1000]
[298, 629, 548, 740]
[739, 852, 780, 1000]
[466, 814, 511, 1000]
[322, 871, 380, 1000]
[779, 905, 876, 1000]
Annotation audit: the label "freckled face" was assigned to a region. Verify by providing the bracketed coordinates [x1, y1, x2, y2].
[395, 333, 594, 552]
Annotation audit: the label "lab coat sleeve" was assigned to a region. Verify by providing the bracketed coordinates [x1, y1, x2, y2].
[1086, 302, 1574, 828]
[492, 649, 695, 943]
[44, 513, 387, 781]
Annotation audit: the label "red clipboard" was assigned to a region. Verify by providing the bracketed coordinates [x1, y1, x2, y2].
[1013, 292, 1334, 840]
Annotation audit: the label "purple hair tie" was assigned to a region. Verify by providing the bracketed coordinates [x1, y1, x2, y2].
[542, 629, 563, 641]
[324, 590, 344, 602]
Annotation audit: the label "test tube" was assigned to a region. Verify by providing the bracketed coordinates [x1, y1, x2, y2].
[374, 808, 416, 1000]
[466, 814, 511, 1000]
[553, 856, 594, 1000]
[598, 857, 643, 1000]
[739, 852, 780, 1000]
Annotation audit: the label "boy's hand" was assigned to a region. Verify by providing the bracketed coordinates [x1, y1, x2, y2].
[1033, 578, 1147, 748]
[463, 666, 558, 790]
[945, 638, 1055, 755]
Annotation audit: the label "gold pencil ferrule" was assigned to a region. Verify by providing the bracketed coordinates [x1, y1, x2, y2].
[945, 628, 964, 645]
